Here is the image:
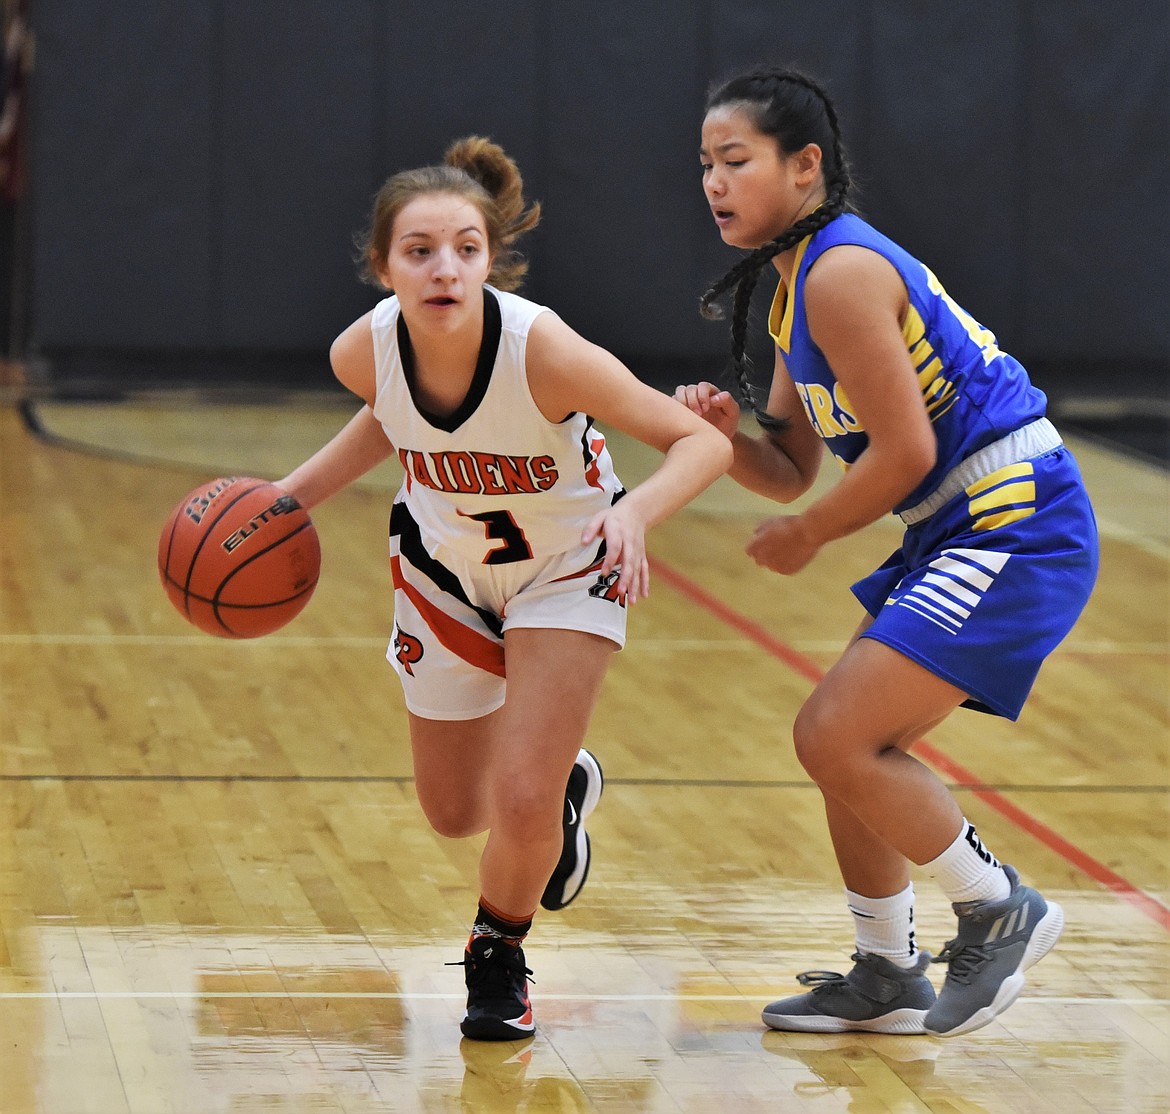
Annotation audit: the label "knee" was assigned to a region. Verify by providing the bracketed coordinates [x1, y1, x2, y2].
[491, 782, 562, 845]
[416, 789, 483, 840]
[793, 699, 855, 792]
[792, 702, 827, 780]
[416, 778, 560, 843]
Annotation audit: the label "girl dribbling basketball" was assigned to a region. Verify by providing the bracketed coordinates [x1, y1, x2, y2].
[277, 137, 731, 1041]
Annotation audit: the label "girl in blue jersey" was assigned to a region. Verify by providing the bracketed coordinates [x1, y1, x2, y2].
[676, 66, 1098, 1037]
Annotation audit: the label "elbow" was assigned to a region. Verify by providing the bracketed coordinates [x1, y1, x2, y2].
[328, 337, 347, 388]
[787, 444, 823, 501]
[715, 434, 735, 475]
[917, 434, 938, 478]
[792, 472, 819, 501]
[902, 436, 937, 493]
[688, 424, 734, 478]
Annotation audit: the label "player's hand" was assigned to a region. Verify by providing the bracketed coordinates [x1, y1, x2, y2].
[745, 515, 821, 576]
[673, 382, 740, 440]
[581, 501, 650, 605]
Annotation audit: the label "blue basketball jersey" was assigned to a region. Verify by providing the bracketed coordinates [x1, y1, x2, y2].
[767, 213, 1048, 515]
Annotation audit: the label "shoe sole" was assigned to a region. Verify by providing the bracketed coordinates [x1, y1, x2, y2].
[576, 748, 604, 820]
[762, 1007, 929, 1035]
[927, 900, 1065, 1038]
[460, 1016, 536, 1042]
[542, 749, 604, 911]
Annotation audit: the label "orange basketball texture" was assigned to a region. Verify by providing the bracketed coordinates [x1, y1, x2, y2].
[158, 477, 321, 638]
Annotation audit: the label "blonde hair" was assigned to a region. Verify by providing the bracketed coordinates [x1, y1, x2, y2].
[358, 136, 541, 291]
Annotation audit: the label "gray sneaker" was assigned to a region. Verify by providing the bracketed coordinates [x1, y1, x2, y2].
[924, 864, 1064, 1037]
[762, 951, 936, 1034]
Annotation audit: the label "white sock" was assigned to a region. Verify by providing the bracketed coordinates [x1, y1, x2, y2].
[923, 819, 1011, 905]
[846, 884, 920, 968]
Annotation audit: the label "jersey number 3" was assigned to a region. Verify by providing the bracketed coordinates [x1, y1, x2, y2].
[463, 509, 534, 565]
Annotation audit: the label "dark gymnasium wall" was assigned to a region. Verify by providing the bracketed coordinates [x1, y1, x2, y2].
[18, 0, 1170, 413]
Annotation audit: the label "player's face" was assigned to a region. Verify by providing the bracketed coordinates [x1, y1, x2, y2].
[380, 194, 493, 330]
[700, 105, 823, 251]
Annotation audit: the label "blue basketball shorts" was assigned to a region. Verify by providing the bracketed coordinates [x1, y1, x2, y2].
[851, 445, 1099, 720]
[386, 499, 627, 721]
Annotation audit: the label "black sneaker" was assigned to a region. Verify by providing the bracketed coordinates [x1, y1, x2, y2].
[540, 748, 604, 911]
[453, 933, 535, 1041]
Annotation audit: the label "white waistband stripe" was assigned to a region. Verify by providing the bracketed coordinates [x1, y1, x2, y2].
[899, 418, 1063, 526]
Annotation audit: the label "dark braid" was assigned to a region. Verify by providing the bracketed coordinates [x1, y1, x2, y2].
[699, 67, 854, 427]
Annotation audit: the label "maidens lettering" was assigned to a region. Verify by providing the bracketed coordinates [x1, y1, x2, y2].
[221, 496, 302, 552]
[398, 449, 559, 495]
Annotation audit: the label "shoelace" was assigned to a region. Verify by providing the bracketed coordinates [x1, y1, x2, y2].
[793, 951, 869, 991]
[447, 947, 534, 993]
[932, 940, 991, 984]
[794, 969, 849, 991]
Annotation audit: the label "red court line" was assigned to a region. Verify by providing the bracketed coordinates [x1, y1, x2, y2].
[649, 555, 1170, 933]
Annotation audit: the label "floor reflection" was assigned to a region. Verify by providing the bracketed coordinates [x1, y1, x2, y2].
[0, 903, 1166, 1113]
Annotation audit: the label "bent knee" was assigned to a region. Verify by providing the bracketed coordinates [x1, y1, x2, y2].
[490, 785, 563, 844]
[792, 705, 825, 780]
[793, 700, 856, 788]
[416, 793, 484, 839]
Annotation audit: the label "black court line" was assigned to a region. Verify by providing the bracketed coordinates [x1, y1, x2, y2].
[0, 774, 1165, 793]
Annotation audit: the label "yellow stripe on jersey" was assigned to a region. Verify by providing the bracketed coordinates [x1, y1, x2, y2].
[969, 480, 1036, 516]
[966, 462, 1037, 532]
[922, 368, 958, 417]
[902, 304, 957, 423]
[973, 507, 1035, 532]
[767, 237, 813, 352]
[908, 337, 932, 364]
[903, 301, 927, 348]
[966, 461, 1034, 496]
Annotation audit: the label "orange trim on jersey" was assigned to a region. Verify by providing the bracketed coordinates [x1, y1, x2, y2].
[584, 434, 606, 490]
[549, 558, 605, 584]
[390, 555, 506, 677]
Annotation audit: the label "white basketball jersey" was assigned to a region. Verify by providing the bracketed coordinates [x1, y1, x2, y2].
[370, 286, 623, 564]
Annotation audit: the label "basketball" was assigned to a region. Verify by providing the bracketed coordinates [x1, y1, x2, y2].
[157, 476, 321, 638]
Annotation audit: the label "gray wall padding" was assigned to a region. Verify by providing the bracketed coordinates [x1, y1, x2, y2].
[27, 0, 1170, 390]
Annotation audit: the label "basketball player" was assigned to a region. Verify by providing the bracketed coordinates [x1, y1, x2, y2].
[675, 66, 1098, 1036]
[278, 137, 732, 1040]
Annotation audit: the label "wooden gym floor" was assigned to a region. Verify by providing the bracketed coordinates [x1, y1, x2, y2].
[0, 393, 1167, 1113]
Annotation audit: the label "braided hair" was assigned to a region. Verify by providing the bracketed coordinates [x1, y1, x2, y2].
[699, 68, 854, 428]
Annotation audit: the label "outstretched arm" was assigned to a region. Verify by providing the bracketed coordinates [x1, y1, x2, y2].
[276, 404, 394, 511]
[674, 346, 824, 503]
[276, 310, 394, 510]
[526, 313, 734, 604]
[746, 247, 936, 575]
